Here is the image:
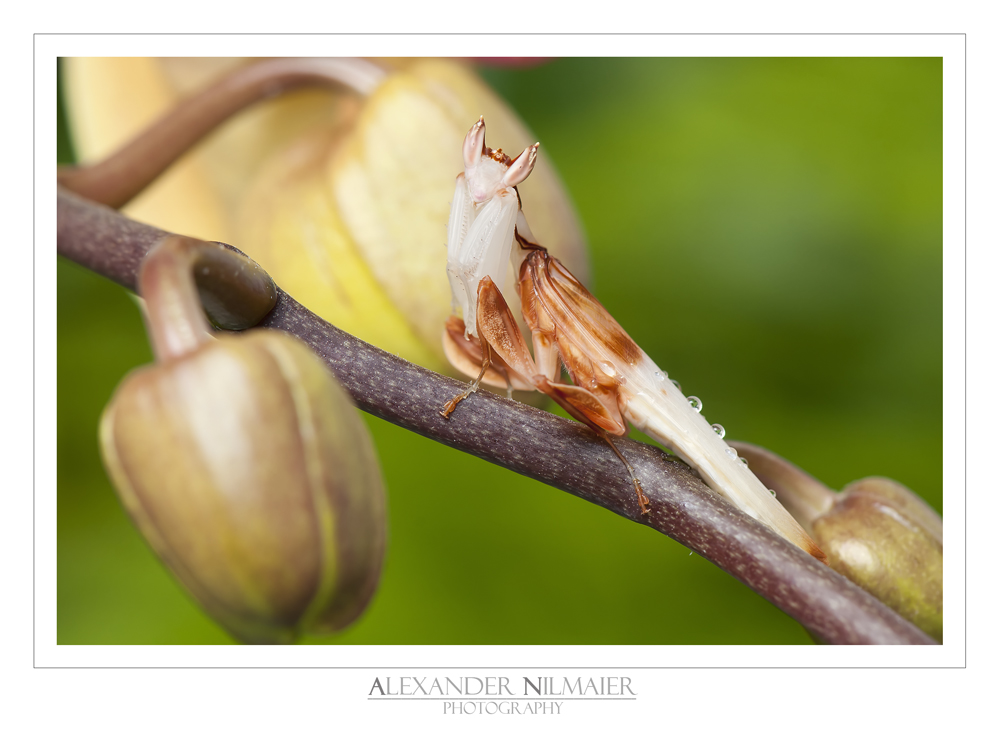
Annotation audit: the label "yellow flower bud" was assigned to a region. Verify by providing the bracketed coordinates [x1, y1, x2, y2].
[62, 57, 589, 373]
[732, 442, 942, 641]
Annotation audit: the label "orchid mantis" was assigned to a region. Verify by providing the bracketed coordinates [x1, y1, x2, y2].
[440, 117, 826, 563]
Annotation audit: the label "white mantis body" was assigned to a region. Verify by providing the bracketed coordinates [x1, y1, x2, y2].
[440, 118, 825, 562]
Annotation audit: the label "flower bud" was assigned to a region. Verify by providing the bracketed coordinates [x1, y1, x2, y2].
[63, 57, 589, 372]
[313, 59, 589, 360]
[811, 477, 942, 641]
[100, 236, 386, 643]
[731, 442, 942, 641]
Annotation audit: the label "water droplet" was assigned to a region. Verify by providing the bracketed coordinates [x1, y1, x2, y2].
[725, 447, 738, 460]
[670, 379, 682, 391]
[618, 375, 627, 386]
[687, 396, 703, 412]
[740, 457, 749, 466]
[653, 370, 666, 382]
[768, 489, 777, 497]
[711, 423, 726, 438]
[598, 360, 616, 377]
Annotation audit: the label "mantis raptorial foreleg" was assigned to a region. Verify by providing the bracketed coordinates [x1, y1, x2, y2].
[440, 118, 824, 560]
[445, 117, 537, 341]
[439, 274, 537, 418]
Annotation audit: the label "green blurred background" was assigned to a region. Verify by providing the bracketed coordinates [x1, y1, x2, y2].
[57, 58, 942, 645]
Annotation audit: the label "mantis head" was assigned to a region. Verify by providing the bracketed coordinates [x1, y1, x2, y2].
[462, 116, 539, 202]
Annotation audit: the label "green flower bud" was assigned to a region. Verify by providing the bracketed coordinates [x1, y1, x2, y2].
[811, 477, 942, 641]
[100, 236, 387, 644]
[731, 442, 942, 641]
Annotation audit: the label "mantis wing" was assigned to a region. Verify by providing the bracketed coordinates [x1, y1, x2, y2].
[521, 250, 825, 560]
[525, 252, 643, 369]
[468, 274, 628, 436]
[519, 250, 638, 430]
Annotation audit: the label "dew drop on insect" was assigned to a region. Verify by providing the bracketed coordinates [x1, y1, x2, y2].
[653, 370, 666, 382]
[670, 379, 682, 391]
[598, 361, 616, 377]
[711, 423, 726, 438]
[725, 447, 738, 460]
[688, 396, 703, 412]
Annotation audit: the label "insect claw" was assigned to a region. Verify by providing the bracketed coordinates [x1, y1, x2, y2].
[636, 483, 652, 515]
[440, 337, 493, 419]
[440, 380, 480, 419]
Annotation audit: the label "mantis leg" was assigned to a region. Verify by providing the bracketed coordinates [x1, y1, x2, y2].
[439, 333, 495, 418]
[537, 380, 651, 515]
[440, 276, 537, 418]
[441, 315, 534, 393]
[446, 173, 475, 316]
[600, 433, 651, 515]
[472, 276, 652, 515]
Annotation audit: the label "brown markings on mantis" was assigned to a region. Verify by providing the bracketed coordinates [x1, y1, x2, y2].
[442, 253, 652, 515]
[439, 119, 829, 559]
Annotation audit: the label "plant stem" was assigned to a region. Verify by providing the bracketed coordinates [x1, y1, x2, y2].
[137, 236, 215, 361]
[57, 187, 938, 646]
[57, 57, 384, 209]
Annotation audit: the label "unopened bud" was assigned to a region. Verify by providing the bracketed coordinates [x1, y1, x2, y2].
[811, 477, 942, 641]
[732, 442, 942, 641]
[100, 236, 387, 643]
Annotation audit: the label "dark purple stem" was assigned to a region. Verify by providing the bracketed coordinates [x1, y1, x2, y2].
[57, 187, 937, 646]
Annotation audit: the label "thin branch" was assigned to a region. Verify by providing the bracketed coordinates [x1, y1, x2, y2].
[58, 57, 385, 209]
[57, 187, 937, 645]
